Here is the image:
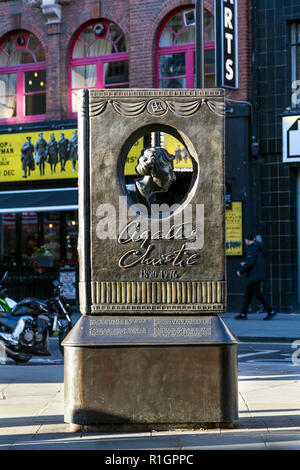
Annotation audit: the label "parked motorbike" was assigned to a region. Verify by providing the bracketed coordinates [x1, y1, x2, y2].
[0, 271, 17, 311]
[0, 272, 73, 364]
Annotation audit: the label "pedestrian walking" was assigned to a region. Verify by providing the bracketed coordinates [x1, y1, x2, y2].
[235, 234, 277, 321]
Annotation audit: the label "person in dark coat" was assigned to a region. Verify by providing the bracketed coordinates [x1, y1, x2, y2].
[235, 234, 276, 321]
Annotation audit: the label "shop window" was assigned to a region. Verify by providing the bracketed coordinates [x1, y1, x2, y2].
[21, 212, 38, 265]
[69, 20, 129, 116]
[65, 211, 78, 265]
[0, 213, 17, 265]
[0, 31, 46, 122]
[156, 8, 215, 88]
[43, 212, 61, 263]
[0, 211, 79, 269]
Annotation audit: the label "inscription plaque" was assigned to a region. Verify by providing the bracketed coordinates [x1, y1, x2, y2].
[66, 315, 237, 345]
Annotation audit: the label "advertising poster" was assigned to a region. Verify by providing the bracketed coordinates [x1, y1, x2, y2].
[0, 129, 78, 182]
[124, 137, 144, 175]
[124, 133, 193, 176]
[226, 201, 243, 256]
[164, 133, 193, 172]
[59, 269, 77, 300]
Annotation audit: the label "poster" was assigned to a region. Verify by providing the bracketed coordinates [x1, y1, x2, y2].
[59, 269, 77, 300]
[0, 129, 78, 182]
[124, 137, 144, 175]
[226, 201, 243, 256]
[164, 133, 193, 171]
[123, 133, 193, 176]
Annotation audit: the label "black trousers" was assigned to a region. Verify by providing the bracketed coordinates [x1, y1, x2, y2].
[241, 281, 272, 315]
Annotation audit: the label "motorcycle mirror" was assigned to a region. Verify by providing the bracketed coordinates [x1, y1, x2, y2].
[1, 271, 8, 283]
[53, 280, 59, 287]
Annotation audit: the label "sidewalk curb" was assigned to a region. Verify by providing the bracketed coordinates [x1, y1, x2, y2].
[236, 336, 295, 343]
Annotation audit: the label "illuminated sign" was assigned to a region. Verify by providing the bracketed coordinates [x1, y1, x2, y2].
[0, 129, 78, 183]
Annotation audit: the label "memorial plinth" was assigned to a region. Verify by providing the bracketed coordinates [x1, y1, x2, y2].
[63, 89, 239, 429]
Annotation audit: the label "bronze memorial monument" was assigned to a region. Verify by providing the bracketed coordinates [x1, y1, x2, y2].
[63, 88, 238, 430]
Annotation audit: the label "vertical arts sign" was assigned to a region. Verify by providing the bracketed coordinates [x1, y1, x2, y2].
[215, 0, 238, 89]
[77, 89, 226, 315]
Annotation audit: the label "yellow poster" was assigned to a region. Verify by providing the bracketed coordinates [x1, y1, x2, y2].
[0, 129, 78, 182]
[124, 133, 193, 176]
[164, 133, 193, 171]
[124, 137, 144, 176]
[226, 201, 243, 256]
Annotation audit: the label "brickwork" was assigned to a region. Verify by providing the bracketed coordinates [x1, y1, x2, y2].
[0, 0, 252, 120]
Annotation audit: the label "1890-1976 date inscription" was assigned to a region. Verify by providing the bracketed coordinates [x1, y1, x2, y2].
[140, 269, 179, 279]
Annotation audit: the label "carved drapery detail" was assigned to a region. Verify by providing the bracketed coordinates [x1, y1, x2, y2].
[89, 97, 225, 118]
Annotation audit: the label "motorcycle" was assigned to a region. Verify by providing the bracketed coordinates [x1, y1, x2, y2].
[0, 272, 73, 364]
[0, 271, 17, 311]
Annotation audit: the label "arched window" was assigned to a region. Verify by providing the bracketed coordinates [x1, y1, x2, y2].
[69, 20, 129, 116]
[156, 8, 215, 88]
[0, 31, 46, 122]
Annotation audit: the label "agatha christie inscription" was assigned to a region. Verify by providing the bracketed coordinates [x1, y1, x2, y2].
[118, 226, 200, 269]
[95, 201, 205, 270]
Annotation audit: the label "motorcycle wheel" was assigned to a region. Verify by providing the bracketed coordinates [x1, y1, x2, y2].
[58, 324, 72, 356]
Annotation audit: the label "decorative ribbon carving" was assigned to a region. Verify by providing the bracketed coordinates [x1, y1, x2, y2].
[111, 100, 148, 116]
[89, 100, 108, 117]
[89, 98, 225, 118]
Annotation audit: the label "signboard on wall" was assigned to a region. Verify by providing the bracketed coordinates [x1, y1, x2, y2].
[0, 129, 78, 183]
[282, 115, 300, 163]
[215, 0, 239, 89]
[226, 201, 243, 256]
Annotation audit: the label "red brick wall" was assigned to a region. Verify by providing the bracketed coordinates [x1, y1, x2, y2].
[0, 0, 252, 121]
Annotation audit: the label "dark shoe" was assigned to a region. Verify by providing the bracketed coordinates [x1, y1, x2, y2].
[235, 314, 247, 320]
[263, 310, 277, 321]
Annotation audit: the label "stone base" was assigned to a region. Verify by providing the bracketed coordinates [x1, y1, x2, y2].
[63, 315, 239, 430]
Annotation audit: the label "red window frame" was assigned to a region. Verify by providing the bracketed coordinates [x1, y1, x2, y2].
[69, 20, 129, 118]
[0, 32, 46, 124]
[155, 7, 215, 88]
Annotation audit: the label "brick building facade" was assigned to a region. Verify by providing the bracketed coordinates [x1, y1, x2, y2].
[0, 0, 252, 113]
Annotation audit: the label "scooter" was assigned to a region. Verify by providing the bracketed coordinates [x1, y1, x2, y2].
[0, 272, 73, 364]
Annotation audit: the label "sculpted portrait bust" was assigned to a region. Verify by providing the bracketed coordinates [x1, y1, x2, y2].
[135, 147, 176, 201]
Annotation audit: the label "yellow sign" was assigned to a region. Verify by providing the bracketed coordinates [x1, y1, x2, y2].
[0, 129, 78, 182]
[124, 137, 144, 176]
[164, 133, 193, 171]
[226, 201, 243, 256]
[124, 133, 193, 176]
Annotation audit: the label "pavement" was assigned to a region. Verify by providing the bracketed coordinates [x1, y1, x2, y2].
[222, 311, 300, 342]
[0, 311, 300, 453]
